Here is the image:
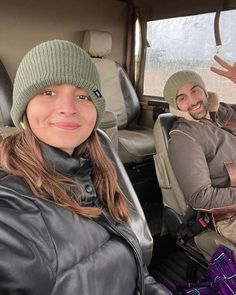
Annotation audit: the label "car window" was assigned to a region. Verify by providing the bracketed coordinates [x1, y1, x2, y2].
[144, 10, 236, 103]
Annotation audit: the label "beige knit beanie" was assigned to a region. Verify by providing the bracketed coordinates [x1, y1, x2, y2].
[163, 70, 207, 109]
[11, 40, 105, 128]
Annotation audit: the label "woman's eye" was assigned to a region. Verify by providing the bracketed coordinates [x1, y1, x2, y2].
[77, 95, 90, 100]
[42, 90, 54, 96]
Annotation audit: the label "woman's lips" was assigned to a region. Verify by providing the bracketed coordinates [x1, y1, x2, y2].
[53, 122, 80, 130]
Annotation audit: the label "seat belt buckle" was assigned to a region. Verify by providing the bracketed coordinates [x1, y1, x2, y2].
[177, 216, 209, 244]
[198, 217, 207, 228]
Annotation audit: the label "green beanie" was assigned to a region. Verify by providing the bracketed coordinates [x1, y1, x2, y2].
[11, 40, 105, 128]
[163, 70, 207, 109]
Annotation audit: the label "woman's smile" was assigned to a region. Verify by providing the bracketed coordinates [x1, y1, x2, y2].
[52, 121, 81, 130]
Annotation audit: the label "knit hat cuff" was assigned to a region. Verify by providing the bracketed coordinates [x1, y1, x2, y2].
[163, 71, 207, 109]
[11, 76, 104, 126]
[11, 40, 106, 128]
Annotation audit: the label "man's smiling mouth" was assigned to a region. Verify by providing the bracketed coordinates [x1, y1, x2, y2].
[189, 102, 202, 112]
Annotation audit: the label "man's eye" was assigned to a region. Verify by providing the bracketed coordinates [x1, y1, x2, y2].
[177, 96, 184, 102]
[192, 90, 199, 96]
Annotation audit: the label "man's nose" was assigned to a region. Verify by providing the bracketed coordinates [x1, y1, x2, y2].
[188, 94, 198, 106]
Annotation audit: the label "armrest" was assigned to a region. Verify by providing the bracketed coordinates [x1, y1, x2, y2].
[148, 99, 169, 120]
[99, 111, 118, 151]
[99, 111, 117, 130]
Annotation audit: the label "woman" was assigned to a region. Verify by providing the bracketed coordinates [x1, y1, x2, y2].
[0, 40, 171, 294]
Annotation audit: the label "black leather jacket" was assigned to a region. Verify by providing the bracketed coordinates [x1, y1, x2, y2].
[0, 143, 171, 295]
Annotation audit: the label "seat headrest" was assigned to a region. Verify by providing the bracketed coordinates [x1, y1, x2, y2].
[82, 30, 112, 58]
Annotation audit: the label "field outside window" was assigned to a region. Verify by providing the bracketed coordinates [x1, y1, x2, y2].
[144, 10, 236, 103]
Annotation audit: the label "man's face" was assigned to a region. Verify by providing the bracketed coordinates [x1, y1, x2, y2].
[176, 83, 209, 120]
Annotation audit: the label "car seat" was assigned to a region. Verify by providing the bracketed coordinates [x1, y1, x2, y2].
[82, 30, 155, 164]
[0, 59, 13, 127]
[153, 112, 236, 262]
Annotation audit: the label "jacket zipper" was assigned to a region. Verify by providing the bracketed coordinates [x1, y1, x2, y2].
[101, 213, 145, 294]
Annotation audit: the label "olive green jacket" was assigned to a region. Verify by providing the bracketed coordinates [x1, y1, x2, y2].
[168, 102, 236, 211]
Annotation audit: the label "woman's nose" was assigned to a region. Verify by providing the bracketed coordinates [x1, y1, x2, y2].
[57, 96, 77, 114]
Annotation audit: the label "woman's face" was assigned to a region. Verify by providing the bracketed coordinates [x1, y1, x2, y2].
[26, 84, 97, 155]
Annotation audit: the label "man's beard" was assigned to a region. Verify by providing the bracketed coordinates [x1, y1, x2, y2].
[188, 100, 209, 120]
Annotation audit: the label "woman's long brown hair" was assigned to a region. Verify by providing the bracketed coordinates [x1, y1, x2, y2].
[0, 119, 129, 223]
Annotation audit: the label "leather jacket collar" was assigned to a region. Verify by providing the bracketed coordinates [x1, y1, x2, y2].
[39, 142, 100, 206]
[39, 142, 92, 178]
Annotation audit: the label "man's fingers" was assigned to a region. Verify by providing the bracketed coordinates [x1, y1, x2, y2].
[210, 66, 229, 77]
[213, 55, 232, 70]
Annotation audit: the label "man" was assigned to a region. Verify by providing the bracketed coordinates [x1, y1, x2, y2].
[163, 56, 236, 260]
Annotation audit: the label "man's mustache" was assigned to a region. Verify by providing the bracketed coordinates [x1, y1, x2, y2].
[188, 101, 203, 112]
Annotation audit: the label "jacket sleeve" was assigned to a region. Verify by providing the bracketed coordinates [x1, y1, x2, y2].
[144, 267, 172, 294]
[0, 204, 56, 294]
[217, 103, 236, 132]
[168, 131, 236, 210]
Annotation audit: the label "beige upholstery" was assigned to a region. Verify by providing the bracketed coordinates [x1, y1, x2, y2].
[119, 129, 155, 164]
[82, 30, 155, 164]
[195, 230, 236, 262]
[99, 111, 118, 151]
[83, 30, 112, 58]
[93, 58, 128, 128]
[0, 126, 18, 140]
[154, 113, 233, 262]
[154, 119, 187, 215]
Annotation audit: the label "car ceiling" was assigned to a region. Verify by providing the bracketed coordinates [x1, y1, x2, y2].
[116, 0, 236, 20]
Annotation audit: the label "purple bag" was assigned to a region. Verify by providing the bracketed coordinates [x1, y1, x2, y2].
[177, 245, 236, 294]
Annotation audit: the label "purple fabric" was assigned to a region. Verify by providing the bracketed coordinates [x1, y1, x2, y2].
[176, 245, 236, 294]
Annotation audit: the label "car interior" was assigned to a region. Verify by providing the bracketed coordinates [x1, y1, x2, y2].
[1, 0, 236, 292]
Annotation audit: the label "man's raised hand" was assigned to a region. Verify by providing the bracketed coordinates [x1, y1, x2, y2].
[211, 55, 236, 84]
